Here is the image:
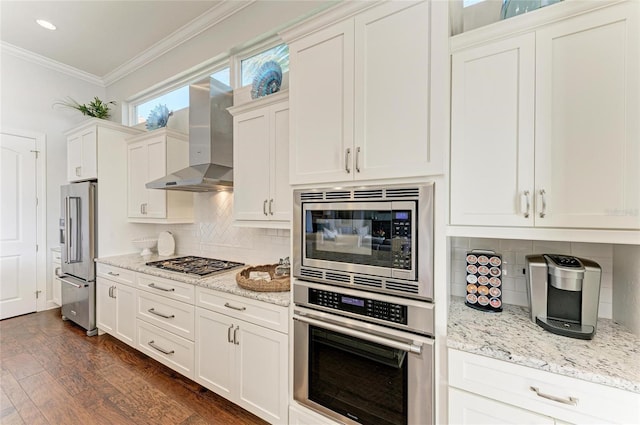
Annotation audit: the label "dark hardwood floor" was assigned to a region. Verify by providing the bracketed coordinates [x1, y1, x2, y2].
[0, 308, 269, 425]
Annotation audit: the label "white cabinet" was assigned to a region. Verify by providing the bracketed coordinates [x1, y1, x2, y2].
[229, 90, 291, 227]
[66, 125, 97, 182]
[195, 288, 288, 424]
[448, 349, 640, 425]
[51, 248, 61, 306]
[287, 1, 439, 184]
[450, 1, 640, 231]
[126, 128, 193, 223]
[96, 264, 137, 346]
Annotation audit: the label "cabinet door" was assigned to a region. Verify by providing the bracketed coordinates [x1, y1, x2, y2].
[51, 251, 62, 306]
[354, 1, 433, 180]
[115, 283, 136, 346]
[233, 109, 271, 221]
[96, 278, 115, 334]
[194, 307, 236, 399]
[535, 2, 640, 229]
[80, 128, 97, 180]
[67, 134, 83, 182]
[449, 388, 554, 425]
[145, 137, 167, 218]
[450, 34, 535, 226]
[127, 141, 148, 218]
[289, 20, 355, 184]
[270, 103, 290, 221]
[235, 321, 288, 424]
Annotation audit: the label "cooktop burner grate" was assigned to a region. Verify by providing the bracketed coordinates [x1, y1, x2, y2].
[146, 256, 245, 277]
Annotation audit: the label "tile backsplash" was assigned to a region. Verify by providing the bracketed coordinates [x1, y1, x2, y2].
[141, 191, 291, 265]
[450, 237, 613, 319]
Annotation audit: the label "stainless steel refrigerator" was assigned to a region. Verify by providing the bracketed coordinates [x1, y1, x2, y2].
[59, 181, 98, 336]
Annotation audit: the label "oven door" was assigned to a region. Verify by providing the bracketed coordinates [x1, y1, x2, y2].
[293, 307, 434, 425]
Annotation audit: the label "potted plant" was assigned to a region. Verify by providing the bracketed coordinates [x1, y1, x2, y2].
[53, 96, 116, 119]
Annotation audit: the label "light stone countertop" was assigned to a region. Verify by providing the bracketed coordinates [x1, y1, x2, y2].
[95, 253, 290, 307]
[448, 296, 640, 393]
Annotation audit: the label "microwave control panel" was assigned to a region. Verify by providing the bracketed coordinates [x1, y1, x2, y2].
[391, 210, 412, 270]
[309, 288, 407, 325]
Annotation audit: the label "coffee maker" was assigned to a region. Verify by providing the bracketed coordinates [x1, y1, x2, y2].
[526, 254, 602, 340]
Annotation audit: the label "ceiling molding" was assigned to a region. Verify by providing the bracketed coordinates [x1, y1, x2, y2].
[1, 42, 104, 87]
[103, 0, 255, 87]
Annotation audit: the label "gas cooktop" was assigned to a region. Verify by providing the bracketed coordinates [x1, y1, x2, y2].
[146, 256, 245, 277]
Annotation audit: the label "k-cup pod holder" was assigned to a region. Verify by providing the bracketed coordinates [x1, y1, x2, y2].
[465, 249, 503, 312]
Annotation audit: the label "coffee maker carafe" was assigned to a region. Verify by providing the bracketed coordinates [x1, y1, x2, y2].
[526, 254, 602, 339]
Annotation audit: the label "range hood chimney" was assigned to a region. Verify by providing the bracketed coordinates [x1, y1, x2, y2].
[145, 77, 234, 192]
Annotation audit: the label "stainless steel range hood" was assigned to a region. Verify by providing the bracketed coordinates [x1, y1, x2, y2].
[146, 77, 234, 192]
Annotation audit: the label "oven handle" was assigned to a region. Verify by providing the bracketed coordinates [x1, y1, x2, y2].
[293, 313, 422, 354]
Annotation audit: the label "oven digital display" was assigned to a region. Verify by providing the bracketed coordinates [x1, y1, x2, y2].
[395, 211, 409, 220]
[341, 296, 365, 307]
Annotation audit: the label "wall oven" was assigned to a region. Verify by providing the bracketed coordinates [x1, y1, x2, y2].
[293, 183, 434, 301]
[293, 281, 434, 425]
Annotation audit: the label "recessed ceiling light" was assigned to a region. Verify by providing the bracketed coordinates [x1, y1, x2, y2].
[36, 19, 56, 31]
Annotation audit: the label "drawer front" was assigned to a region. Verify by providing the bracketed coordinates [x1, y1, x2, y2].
[96, 264, 136, 286]
[137, 291, 195, 341]
[196, 287, 288, 333]
[137, 273, 195, 304]
[137, 319, 194, 379]
[448, 349, 640, 424]
[52, 250, 62, 264]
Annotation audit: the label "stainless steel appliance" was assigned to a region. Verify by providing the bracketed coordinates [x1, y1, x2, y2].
[293, 281, 434, 425]
[526, 254, 602, 339]
[59, 181, 98, 336]
[145, 256, 244, 277]
[293, 183, 434, 301]
[293, 183, 435, 425]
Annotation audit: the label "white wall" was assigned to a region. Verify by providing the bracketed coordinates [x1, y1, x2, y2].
[613, 245, 640, 336]
[0, 49, 107, 306]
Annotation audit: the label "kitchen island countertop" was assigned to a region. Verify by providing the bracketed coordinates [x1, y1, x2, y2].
[95, 253, 290, 307]
[448, 296, 640, 393]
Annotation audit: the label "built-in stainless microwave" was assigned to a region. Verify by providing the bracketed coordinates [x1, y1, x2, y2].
[293, 183, 434, 300]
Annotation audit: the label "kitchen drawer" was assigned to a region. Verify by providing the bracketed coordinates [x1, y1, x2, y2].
[136, 319, 194, 379]
[448, 349, 640, 424]
[137, 273, 195, 304]
[52, 249, 62, 264]
[137, 291, 195, 341]
[96, 264, 136, 286]
[196, 287, 288, 333]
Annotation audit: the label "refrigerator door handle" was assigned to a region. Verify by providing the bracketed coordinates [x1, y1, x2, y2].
[68, 196, 82, 263]
[64, 196, 71, 263]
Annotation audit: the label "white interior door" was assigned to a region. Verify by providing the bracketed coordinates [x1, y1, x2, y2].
[0, 133, 37, 319]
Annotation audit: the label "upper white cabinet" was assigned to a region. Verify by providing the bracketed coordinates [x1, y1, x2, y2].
[286, 1, 441, 184]
[228, 90, 291, 227]
[450, 1, 640, 232]
[126, 128, 193, 223]
[67, 125, 97, 182]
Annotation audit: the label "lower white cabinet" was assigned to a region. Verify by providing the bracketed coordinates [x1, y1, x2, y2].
[195, 288, 288, 424]
[137, 319, 195, 379]
[96, 265, 136, 346]
[448, 349, 640, 425]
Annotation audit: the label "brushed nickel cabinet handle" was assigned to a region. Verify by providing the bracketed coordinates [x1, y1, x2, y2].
[148, 283, 175, 292]
[539, 189, 547, 218]
[355, 146, 361, 173]
[269, 199, 274, 215]
[224, 302, 246, 312]
[227, 324, 234, 343]
[75, 166, 81, 177]
[345, 148, 351, 173]
[107, 271, 119, 277]
[233, 326, 239, 345]
[521, 190, 531, 218]
[530, 386, 578, 406]
[108, 286, 113, 298]
[148, 308, 175, 319]
[148, 340, 175, 355]
[263, 199, 268, 216]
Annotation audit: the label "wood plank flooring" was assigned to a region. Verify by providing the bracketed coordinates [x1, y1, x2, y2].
[0, 308, 269, 425]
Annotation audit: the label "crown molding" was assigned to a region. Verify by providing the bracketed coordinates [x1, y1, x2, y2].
[1, 42, 104, 86]
[102, 0, 255, 87]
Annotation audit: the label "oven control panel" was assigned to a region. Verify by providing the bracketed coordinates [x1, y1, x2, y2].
[309, 288, 407, 325]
